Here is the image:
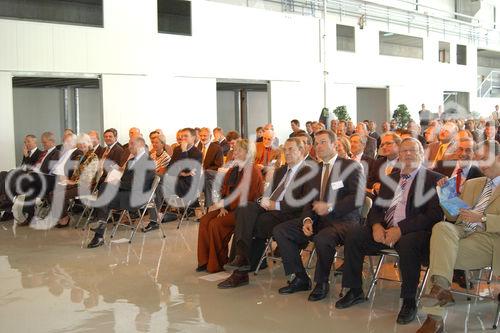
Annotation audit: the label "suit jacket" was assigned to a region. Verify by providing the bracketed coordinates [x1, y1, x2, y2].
[218, 139, 230, 156]
[254, 142, 281, 168]
[443, 177, 500, 274]
[367, 156, 400, 189]
[104, 143, 126, 167]
[168, 145, 203, 197]
[433, 162, 483, 180]
[93, 145, 105, 159]
[64, 149, 84, 178]
[426, 141, 456, 164]
[119, 152, 156, 193]
[267, 161, 317, 216]
[363, 136, 377, 159]
[39, 148, 61, 174]
[21, 148, 42, 167]
[302, 157, 365, 229]
[222, 164, 264, 211]
[368, 167, 444, 235]
[198, 142, 224, 171]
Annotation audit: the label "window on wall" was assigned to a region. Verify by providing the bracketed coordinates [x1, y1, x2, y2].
[0, 0, 103, 27]
[457, 44, 467, 65]
[379, 32, 423, 59]
[158, 0, 191, 36]
[439, 41, 450, 63]
[336, 24, 355, 52]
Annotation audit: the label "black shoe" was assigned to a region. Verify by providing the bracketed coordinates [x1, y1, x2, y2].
[55, 222, 69, 228]
[396, 300, 417, 325]
[278, 276, 312, 295]
[87, 235, 104, 248]
[308, 282, 330, 302]
[142, 223, 159, 233]
[0, 211, 13, 221]
[196, 264, 207, 272]
[335, 289, 365, 309]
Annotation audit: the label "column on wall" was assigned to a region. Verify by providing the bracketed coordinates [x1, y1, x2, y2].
[0, 72, 15, 170]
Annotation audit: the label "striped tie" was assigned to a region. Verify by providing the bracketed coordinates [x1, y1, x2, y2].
[471, 179, 494, 215]
[385, 174, 412, 227]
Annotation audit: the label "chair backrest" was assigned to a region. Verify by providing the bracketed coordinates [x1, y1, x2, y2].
[361, 196, 373, 220]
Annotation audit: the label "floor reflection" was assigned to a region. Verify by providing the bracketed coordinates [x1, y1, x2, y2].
[0, 219, 498, 333]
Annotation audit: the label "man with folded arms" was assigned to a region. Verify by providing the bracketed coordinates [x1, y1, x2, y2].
[217, 138, 314, 288]
[336, 138, 443, 326]
[272, 130, 364, 301]
[417, 141, 500, 333]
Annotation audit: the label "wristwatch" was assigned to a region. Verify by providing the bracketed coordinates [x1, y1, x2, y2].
[327, 204, 333, 214]
[481, 215, 487, 223]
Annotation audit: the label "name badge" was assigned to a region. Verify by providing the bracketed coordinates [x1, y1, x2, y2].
[331, 180, 344, 191]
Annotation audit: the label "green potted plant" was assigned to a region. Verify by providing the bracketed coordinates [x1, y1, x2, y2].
[392, 104, 411, 128]
[333, 105, 351, 121]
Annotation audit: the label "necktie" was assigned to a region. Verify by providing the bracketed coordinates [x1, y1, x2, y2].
[319, 163, 330, 201]
[471, 179, 494, 215]
[456, 168, 462, 195]
[270, 169, 291, 201]
[202, 145, 207, 160]
[385, 174, 412, 227]
[102, 147, 110, 160]
[35, 150, 48, 168]
[435, 144, 446, 162]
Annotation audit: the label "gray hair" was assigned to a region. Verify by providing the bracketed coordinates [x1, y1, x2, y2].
[76, 133, 92, 149]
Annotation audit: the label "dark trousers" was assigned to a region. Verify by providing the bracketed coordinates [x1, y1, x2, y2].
[22, 173, 56, 219]
[232, 201, 295, 264]
[94, 183, 148, 237]
[341, 225, 430, 299]
[274, 218, 356, 284]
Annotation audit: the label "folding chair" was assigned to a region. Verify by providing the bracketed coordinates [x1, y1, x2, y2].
[158, 194, 197, 229]
[73, 169, 103, 230]
[366, 248, 430, 302]
[108, 175, 166, 243]
[494, 293, 499, 329]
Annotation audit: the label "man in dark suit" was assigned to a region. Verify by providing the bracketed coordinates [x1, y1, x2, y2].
[20, 134, 42, 167]
[336, 138, 444, 326]
[164, 128, 203, 200]
[368, 121, 381, 148]
[213, 127, 230, 156]
[272, 130, 365, 301]
[88, 130, 105, 159]
[217, 138, 316, 288]
[367, 132, 402, 196]
[355, 122, 377, 158]
[350, 133, 374, 179]
[293, 131, 316, 161]
[87, 136, 156, 248]
[99, 128, 126, 181]
[14, 132, 61, 225]
[198, 128, 224, 207]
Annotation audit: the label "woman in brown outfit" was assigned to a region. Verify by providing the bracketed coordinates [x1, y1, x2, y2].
[197, 139, 263, 273]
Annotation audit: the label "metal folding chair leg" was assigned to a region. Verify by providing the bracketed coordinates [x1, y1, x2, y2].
[128, 209, 148, 243]
[254, 238, 274, 275]
[494, 294, 500, 329]
[417, 266, 430, 302]
[110, 211, 128, 239]
[176, 200, 192, 229]
[306, 248, 316, 269]
[366, 255, 385, 300]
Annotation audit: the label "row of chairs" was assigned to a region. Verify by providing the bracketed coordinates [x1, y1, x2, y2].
[253, 196, 499, 329]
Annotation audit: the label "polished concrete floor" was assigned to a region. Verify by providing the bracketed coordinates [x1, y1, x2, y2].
[0, 217, 498, 333]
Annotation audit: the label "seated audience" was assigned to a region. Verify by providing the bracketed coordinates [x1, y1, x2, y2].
[272, 130, 364, 301]
[198, 127, 224, 207]
[336, 138, 444, 326]
[417, 141, 500, 333]
[336, 136, 351, 159]
[197, 139, 263, 273]
[150, 134, 171, 176]
[213, 127, 230, 156]
[217, 138, 314, 288]
[224, 131, 241, 163]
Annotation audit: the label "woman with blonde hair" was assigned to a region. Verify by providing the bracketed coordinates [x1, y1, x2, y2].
[150, 134, 172, 175]
[197, 139, 263, 273]
[336, 136, 351, 159]
[52, 133, 99, 228]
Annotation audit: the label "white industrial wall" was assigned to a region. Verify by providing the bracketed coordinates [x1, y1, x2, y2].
[0, 0, 498, 170]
